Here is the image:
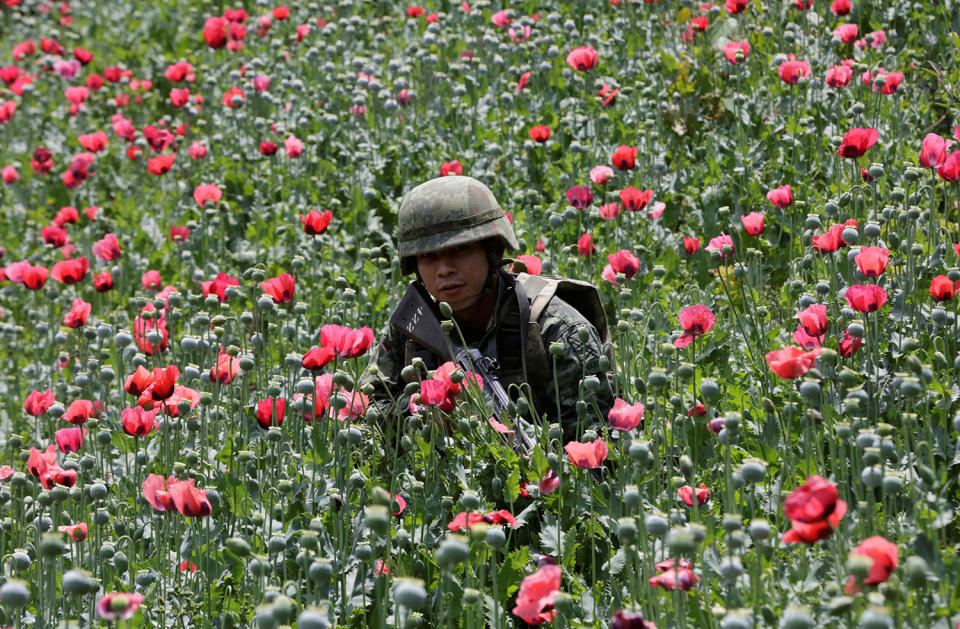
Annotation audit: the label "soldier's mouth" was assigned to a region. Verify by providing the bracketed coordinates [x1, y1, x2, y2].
[437, 283, 464, 296]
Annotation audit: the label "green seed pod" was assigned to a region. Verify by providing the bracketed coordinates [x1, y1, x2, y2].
[666, 526, 697, 555]
[617, 517, 637, 544]
[40, 533, 66, 559]
[436, 535, 470, 566]
[365, 505, 391, 535]
[679, 455, 693, 479]
[904, 556, 929, 589]
[226, 537, 252, 557]
[393, 578, 427, 609]
[296, 608, 331, 629]
[62, 569, 93, 595]
[0, 580, 30, 607]
[485, 526, 506, 549]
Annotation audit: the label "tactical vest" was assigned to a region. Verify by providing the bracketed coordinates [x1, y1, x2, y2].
[391, 271, 612, 423]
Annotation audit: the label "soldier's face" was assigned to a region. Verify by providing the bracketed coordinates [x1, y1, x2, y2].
[416, 242, 490, 314]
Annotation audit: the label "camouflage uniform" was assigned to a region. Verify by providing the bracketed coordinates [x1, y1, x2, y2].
[361, 175, 614, 439]
[362, 271, 614, 438]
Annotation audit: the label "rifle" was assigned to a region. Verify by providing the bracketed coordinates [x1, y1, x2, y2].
[452, 346, 535, 455]
[389, 282, 535, 455]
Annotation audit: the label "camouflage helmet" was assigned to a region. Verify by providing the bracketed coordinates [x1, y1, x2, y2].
[397, 175, 519, 275]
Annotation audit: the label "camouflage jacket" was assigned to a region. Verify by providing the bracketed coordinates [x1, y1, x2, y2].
[361, 271, 615, 439]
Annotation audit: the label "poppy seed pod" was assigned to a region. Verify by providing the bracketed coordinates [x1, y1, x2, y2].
[748, 519, 771, 540]
[393, 578, 428, 609]
[0, 580, 30, 607]
[436, 535, 470, 566]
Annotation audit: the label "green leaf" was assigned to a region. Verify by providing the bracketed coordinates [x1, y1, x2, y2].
[540, 513, 565, 556]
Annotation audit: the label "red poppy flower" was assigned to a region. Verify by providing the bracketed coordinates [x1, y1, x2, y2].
[811, 223, 849, 253]
[51, 256, 89, 284]
[674, 304, 715, 348]
[566, 185, 593, 209]
[599, 202, 622, 221]
[938, 151, 960, 182]
[683, 237, 701, 254]
[77, 131, 108, 152]
[797, 304, 828, 337]
[406, 6, 424, 18]
[845, 536, 898, 594]
[440, 160, 463, 176]
[63, 297, 91, 328]
[516, 71, 531, 93]
[168, 478, 212, 517]
[256, 397, 286, 429]
[512, 564, 562, 625]
[201, 273, 239, 302]
[194, 183, 222, 207]
[164, 61, 194, 82]
[320, 324, 374, 358]
[260, 141, 278, 155]
[930, 275, 959, 301]
[566, 46, 599, 71]
[598, 83, 618, 106]
[301, 210, 332, 235]
[765, 346, 822, 379]
[649, 567, 699, 590]
[879, 71, 903, 94]
[838, 331, 862, 357]
[919, 133, 950, 169]
[204, 16, 228, 48]
[677, 483, 710, 506]
[854, 247, 889, 277]
[831, 0, 851, 15]
[782, 476, 847, 544]
[141, 365, 179, 403]
[42, 225, 69, 248]
[741, 212, 765, 235]
[766, 184, 792, 208]
[722, 40, 750, 64]
[825, 64, 853, 88]
[94, 271, 113, 292]
[133, 304, 169, 355]
[608, 398, 645, 431]
[156, 385, 200, 417]
[391, 494, 407, 517]
[302, 346, 336, 371]
[124, 366, 154, 396]
[529, 125, 550, 142]
[845, 284, 887, 312]
[611, 145, 638, 170]
[706, 233, 734, 259]
[210, 350, 242, 384]
[56, 426, 86, 454]
[25, 389, 55, 416]
[122, 405, 158, 436]
[142, 474, 175, 511]
[778, 59, 811, 84]
[833, 23, 858, 43]
[96, 593, 144, 621]
[564, 439, 608, 469]
[260, 272, 296, 303]
[577, 233, 596, 257]
[170, 226, 190, 242]
[620, 186, 653, 212]
[59, 522, 88, 542]
[147, 153, 175, 175]
[725, 0, 748, 13]
[602, 249, 641, 284]
[612, 610, 657, 629]
[63, 399, 96, 425]
[837, 128, 879, 158]
[92, 233, 121, 261]
[141, 269, 162, 290]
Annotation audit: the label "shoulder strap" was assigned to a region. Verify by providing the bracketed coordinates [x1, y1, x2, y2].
[517, 273, 611, 343]
[389, 282, 452, 360]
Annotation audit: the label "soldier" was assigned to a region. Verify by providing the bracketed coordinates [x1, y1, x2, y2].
[362, 175, 615, 443]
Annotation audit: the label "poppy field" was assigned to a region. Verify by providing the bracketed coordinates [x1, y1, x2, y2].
[2, 0, 960, 627]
